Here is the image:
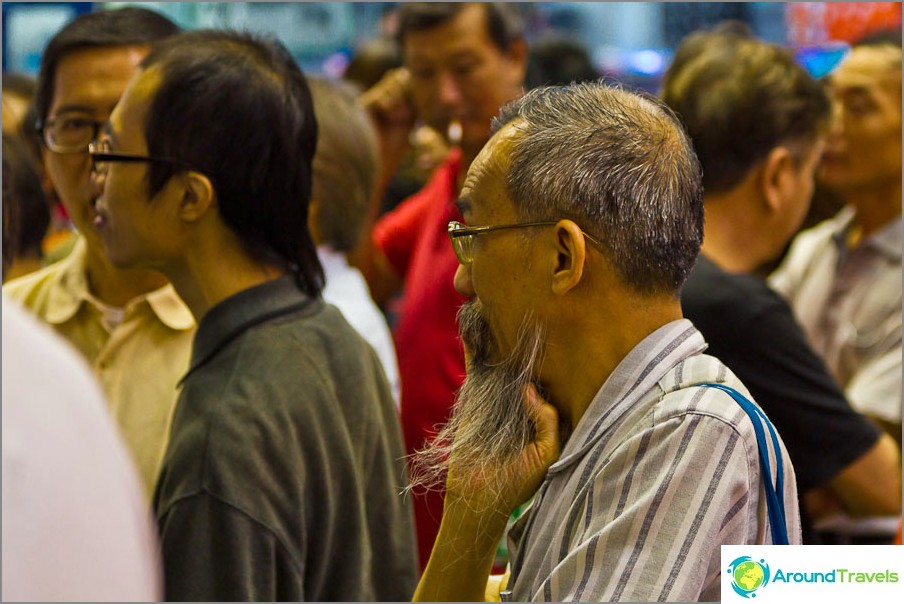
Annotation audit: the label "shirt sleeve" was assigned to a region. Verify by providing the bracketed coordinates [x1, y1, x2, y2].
[528, 414, 766, 602]
[373, 185, 438, 280]
[847, 345, 903, 424]
[158, 491, 304, 602]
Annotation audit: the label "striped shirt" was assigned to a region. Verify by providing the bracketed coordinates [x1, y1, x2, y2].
[507, 319, 801, 602]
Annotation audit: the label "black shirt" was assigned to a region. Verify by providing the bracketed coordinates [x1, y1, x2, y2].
[682, 255, 881, 539]
[154, 276, 418, 601]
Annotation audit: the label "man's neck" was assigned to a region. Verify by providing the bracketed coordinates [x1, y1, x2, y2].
[846, 181, 902, 244]
[165, 237, 287, 322]
[84, 244, 169, 308]
[699, 196, 767, 274]
[541, 294, 684, 432]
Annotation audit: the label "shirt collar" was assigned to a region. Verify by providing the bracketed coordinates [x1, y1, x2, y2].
[184, 275, 316, 384]
[868, 216, 903, 262]
[44, 237, 91, 325]
[548, 319, 707, 474]
[830, 206, 902, 263]
[43, 237, 194, 330]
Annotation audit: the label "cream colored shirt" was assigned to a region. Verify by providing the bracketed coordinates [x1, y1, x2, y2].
[769, 207, 902, 425]
[3, 238, 195, 496]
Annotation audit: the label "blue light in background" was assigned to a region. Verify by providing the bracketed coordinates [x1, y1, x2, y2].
[629, 49, 666, 75]
[795, 43, 850, 79]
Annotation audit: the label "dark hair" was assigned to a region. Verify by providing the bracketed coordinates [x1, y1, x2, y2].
[343, 35, 402, 91]
[397, 2, 523, 52]
[492, 81, 704, 296]
[35, 7, 179, 125]
[661, 33, 830, 193]
[662, 21, 753, 90]
[853, 27, 902, 49]
[2, 72, 37, 100]
[2, 133, 50, 270]
[307, 77, 379, 253]
[525, 34, 599, 90]
[141, 30, 323, 297]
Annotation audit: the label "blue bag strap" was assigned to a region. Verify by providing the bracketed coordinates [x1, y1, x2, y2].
[700, 383, 789, 545]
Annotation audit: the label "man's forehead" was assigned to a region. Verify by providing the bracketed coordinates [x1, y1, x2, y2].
[110, 66, 161, 135]
[467, 125, 516, 177]
[461, 124, 521, 214]
[403, 4, 494, 58]
[832, 46, 902, 87]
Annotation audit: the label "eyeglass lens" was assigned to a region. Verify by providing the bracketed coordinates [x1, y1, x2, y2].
[44, 116, 102, 153]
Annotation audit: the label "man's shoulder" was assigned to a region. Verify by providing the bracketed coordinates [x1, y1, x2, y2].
[684, 257, 782, 318]
[3, 258, 70, 305]
[654, 355, 751, 429]
[192, 302, 380, 402]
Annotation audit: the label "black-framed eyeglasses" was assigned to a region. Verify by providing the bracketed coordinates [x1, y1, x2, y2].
[88, 139, 189, 175]
[37, 115, 105, 154]
[447, 220, 603, 265]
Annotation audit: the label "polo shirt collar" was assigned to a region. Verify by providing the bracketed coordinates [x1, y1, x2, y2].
[548, 319, 707, 474]
[43, 236, 193, 330]
[44, 237, 91, 325]
[868, 216, 902, 262]
[830, 206, 902, 263]
[184, 275, 316, 383]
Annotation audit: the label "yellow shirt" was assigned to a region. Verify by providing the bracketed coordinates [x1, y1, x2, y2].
[3, 238, 195, 497]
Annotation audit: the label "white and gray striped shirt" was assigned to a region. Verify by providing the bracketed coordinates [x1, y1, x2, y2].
[507, 319, 801, 602]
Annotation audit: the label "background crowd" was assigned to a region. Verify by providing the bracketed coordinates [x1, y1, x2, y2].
[2, 2, 901, 602]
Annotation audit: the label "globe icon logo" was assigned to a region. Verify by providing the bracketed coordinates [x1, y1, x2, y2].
[727, 556, 771, 598]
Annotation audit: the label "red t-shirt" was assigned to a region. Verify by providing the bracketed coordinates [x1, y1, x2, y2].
[373, 149, 467, 570]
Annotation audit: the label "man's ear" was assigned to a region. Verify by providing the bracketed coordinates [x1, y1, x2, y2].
[506, 38, 529, 89]
[177, 171, 215, 223]
[308, 197, 322, 245]
[760, 146, 794, 215]
[550, 220, 586, 296]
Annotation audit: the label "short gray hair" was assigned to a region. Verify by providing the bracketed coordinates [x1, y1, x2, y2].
[308, 76, 379, 252]
[493, 81, 704, 296]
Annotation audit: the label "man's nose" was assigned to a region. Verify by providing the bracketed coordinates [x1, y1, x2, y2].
[437, 71, 464, 109]
[828, 99, 845, 139]
[453, 262, 475, 297]
[89, 164, 106, 197]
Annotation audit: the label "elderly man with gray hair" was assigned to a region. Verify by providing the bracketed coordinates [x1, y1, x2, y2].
[306, 77, 401, 408]
[410, 81, 801, 602]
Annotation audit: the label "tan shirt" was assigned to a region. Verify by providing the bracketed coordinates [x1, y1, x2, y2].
[769, 207, 902, 424]
[3, 238, 195, 496]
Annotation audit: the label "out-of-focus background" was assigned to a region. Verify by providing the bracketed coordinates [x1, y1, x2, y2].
[3, 2, 901, 89]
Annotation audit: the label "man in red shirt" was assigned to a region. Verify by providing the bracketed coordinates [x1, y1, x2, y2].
[358, 2, 527, 569]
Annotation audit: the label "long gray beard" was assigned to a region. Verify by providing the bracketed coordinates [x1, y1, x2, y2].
[408, 299, 546, 507]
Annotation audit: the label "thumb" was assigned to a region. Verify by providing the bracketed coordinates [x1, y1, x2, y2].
[524, 383, 561, 466]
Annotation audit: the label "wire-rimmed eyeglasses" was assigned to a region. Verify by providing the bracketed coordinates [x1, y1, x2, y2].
[37, 115, 105, 154]
[447, 220, 603, 265]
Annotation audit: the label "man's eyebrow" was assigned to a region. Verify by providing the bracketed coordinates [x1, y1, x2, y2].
[102, 122, 121, 147]
[49, 105, 98, 118]
[455, 197, 471, 215]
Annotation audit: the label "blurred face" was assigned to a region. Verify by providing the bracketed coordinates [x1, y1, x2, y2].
[820, 45, 902, 195]
[778, 139, 826, 249]
[2, 92, 30, 135]
[94, 67, 182, 270]
[403, 4, 526, 160]
[42, 45, 148, 254]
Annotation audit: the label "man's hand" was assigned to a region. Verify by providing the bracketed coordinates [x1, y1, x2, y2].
[414, 385, 561, 602]
[359, 67, 418, 189]
[445, 383, 562, 518]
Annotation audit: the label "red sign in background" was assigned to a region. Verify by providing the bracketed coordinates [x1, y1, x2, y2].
[787, 2, 902, 45]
